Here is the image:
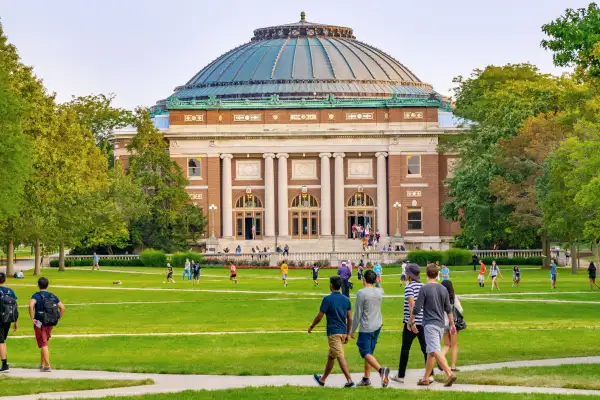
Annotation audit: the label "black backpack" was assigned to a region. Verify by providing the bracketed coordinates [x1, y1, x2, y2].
[0, 289, 18, 324]
[35, 292, 60, 326]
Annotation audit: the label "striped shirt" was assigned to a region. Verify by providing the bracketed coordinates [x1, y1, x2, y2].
[403, 281, 424, 325]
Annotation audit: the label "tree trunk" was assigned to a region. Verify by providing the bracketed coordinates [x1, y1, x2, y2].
[594, 240, 600, 268]
[541, 234, 550, 269]
[58, 241, 65, 272]
[34, 238, 41, 276]
[572, 243, 578, 274]
[6, 240, 15, 277]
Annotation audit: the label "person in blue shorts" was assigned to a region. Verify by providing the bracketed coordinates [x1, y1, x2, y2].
[550, 259, 557, 290]
[312, 263, 320, 287]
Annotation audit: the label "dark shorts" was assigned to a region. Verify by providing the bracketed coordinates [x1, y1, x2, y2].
[193, 272, 200, 279]
[551, 273, 557, 281]
[401, 274, 407, 281]
[0, 323, 10, 344]
[590, 274, 596, 280]
[313, 274, 318, 280]
[167, 272, 173, 279]
[34, 326, 53, 348]
[357, 328, 381, 358]
[231, 274, 237, 278]
[357, 273, 363, 280]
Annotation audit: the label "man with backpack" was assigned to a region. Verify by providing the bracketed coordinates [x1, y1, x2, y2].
[28, 277, 65, 372]
[0, 273, 19, 372]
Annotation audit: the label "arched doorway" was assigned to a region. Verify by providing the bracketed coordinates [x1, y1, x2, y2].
[290, 193, 320, 239]
[234, 194, 263, 240]
[346, 192, 376, 238]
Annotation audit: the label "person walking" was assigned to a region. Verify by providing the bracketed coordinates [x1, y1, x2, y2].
[512, 266, 521, 288]
[588, 262, 600, 290]
[309, 276, 355, 388]
[0, 273, 18, 372]
[338, 262, 352, 298]
[29, 277, 65, 372]
[550, 259, 557, 290]
[92, 253, 100, 271]
[391, 264, 429, 384]
[192, 262, 201, 286]
[472, 254, 479, 271]
[350, 270, 390, 387]
[312, 263, 320, 287]
[408, 264, 457, 387]
[441, 280, 462, 372]
[489, 261, 502, 291]
[478, 261, 486, 288]
[441, 264, 450, 281]
[373, 262, 382, 287]
[164, 263, 175, 284]
[183, 259, 191, 281]
[280, 260, 289, 288]
[357, 260, 364, 281]
[229, 263, 238, 284]
[400, 261, 407, 288]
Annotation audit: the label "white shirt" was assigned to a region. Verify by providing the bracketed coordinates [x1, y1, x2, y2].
[401, 263, 407, 275]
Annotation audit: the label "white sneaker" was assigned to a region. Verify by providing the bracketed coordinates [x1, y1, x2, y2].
[390, 374, 404, 384]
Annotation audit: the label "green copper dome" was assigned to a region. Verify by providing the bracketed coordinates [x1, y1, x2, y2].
[168, 13, 437, 104]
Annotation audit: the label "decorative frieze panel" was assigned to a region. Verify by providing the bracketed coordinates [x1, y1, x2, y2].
[347, 159, 373, 179]
[407, 190, 422, 197]
[233, 114, 262, 122]
[184, 114, 204, 122]
[290, 113, 317, 121]
[404, 111, 423, 120]
[447, 158, 458, 178]
[292, 160, 318, 180]
[346, 112, 374, 121]
[236, 160, 261, 180]
[189, 193, 203, 200]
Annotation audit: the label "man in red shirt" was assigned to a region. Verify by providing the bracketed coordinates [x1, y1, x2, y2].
[228, 263, 238, 284]
[478, 261, 486, 288]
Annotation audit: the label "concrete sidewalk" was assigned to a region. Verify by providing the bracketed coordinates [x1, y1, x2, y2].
[2, 356, 600, 400]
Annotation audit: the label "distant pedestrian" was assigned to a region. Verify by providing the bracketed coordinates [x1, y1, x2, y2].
[351, 270, 389, 387]
[408, 264, 457, 387]
[400, 261, 407, 288]
[373, 262, 382, 287]
[441, 264, 450, 281]
[489, 261, 502, 291]
[251, 224, 256, 240]
[283, 244, 289, 256]
[0, 273, 18, 372]
[478, 261, 486, 288]
[391, 263, 429, 384]
[338, 262, 352, 298]
[280, 261, 289, 288]
[192, 262, 201, 285]
[29, 277, 65, 372]
[550, 259, 557, 289]
[512, 266, 521, 288]
[588, 262, 599, 290]
[164, 263, 175, 284]
[309, 276, 355, 388]
[92, 253, 100, 271]
[229, 263, 238, 284]
[375, 230, 381, 245]
[312, 263, 320, 287]
[183, 259, 191, 281]
[472, 254, 479, 271]
[357, 260, 365, 281]
[441, 280, 462, 372]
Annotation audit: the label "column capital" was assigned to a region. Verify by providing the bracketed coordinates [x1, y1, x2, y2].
[375, 152, 388, 158]
[332, 152, 345, 158]
[263, 153, 276, 159]
[276, 153, 289, 159]
[220, 153, 233, 160]
[319, 152, 332, 159]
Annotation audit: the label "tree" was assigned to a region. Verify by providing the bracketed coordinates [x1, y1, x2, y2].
[127, 108, 205, 251]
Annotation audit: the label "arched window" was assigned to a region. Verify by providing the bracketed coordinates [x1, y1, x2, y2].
[347, 192, 374, 207]
[188, 158, 201, 177]
[235, 194, 263, 208]
[291, 193, 319, 208]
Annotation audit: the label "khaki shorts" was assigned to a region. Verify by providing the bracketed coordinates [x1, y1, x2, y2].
[328, 334, 346, 359]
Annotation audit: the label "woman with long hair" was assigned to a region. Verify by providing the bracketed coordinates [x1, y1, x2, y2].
[489, 261, 503, 291]
[588, 262, 600, 290]
[441, 280, 462, 372]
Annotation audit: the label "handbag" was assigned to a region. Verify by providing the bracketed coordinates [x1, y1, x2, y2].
[453, 307, 467, 331]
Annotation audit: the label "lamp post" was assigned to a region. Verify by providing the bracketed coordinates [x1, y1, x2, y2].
[209, 204, 217, 239]
[393, 202, 401, 237]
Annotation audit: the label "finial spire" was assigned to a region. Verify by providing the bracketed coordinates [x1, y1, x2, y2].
[300, 11, 306, 22]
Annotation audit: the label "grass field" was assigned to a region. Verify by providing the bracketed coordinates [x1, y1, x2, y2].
[2, 265, 599, 378]
[0, 376, 152, 396]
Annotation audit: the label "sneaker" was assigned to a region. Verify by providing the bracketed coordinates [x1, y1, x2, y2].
[357, 378, 371, 387]
[38, 364, 43, 371]
[380, 367, 390, 387]
[41, 367, 52, 372]
[0, 365, 9, 373]
[313, 374, 325, 387]
[344, 381, 355, 388]
[429, 376, 435, 383]
[390, 374, 404, 384]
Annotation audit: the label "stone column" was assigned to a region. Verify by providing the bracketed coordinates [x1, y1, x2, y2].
[277, 153, 289, 238]
[319, 153, 332, 236]
[263, 153, 276, 237]
[220, 154, 233, 238]
[376, 152, 388, 237]
[333, 152, 345, 236]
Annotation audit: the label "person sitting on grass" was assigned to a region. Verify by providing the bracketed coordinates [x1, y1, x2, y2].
[164, 263, 175, 284]
[312, 263, 320, 287]
[229, 263, 238, 284]
[350, 270, 390, 387]
[308, 276, 354, 388]
[512, 266, 521, 288]
[408, 264, 457, 387]
[588, 262, 599, 290]
[280, 260, 289, 288]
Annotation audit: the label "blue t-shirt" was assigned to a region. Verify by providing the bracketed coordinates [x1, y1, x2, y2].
[319, 292, 351, 336]
[31, 291, 60, 312]
[93, 254, 99, 262]
[0, 286, 17, 300]
[550, 263, 557, 275]
[373, 264, 382, 276]
[441, 267, 450, 281]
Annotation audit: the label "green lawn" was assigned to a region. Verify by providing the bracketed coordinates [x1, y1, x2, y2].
[2, 266, 598, 375]
[0, 376, 153, 396]
[450, 364, 600, 391]
[74, 387, 596, 400]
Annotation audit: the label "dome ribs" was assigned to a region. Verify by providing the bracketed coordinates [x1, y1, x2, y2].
[323, 37, 356, 79]
[315, 37, 336, 79]
[271, 37, 290, 79]
[230, 41, 265, 82]
[333, 38, 376, 80]
[344, 40, 392, 80]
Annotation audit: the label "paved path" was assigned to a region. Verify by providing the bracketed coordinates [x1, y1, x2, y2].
[2, 357, 600, 400]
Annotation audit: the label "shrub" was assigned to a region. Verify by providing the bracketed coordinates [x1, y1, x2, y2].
[443, 248, 472, 266]
[140, 249, 167, 267]
[171, 252, 204, 268]
[481, 256, 543, 266]
[49, 258, 143, 268]
[407, 250, 444, 265]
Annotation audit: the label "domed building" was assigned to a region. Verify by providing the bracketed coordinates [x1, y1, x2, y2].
[113, 12, 462, 252]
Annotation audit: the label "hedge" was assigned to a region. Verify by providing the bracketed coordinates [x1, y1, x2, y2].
[481, 256, 543, 266]
[140, 249, 167, 268]
[406, 250, 444, 265]
[170, 252, 204, 268]
[49, 258, 143, 268]
[406, 248, 473, 266]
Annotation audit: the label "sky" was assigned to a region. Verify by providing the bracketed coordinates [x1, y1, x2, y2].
[0, 0, 590, 109]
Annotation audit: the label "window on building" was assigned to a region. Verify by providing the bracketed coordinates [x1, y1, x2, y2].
[291, 193, 319, 208]
[347, 192, 374, 207]
[407, 155, 421, 175]
[188, 158, 201, 177]
[407, 208, 422, 230]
